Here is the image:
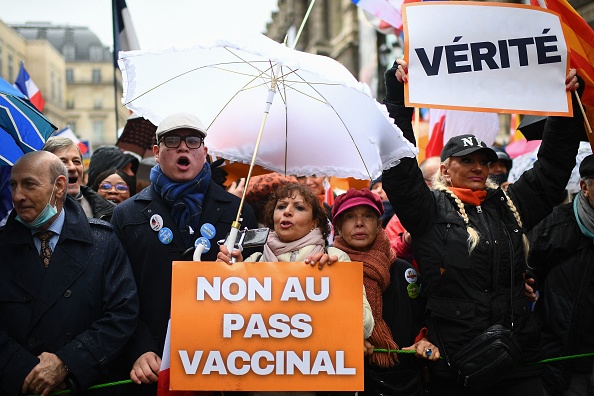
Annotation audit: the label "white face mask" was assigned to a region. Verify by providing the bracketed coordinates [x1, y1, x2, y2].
[16, 182, 58, 229]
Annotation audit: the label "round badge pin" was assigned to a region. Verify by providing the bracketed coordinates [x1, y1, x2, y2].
[194, 237, 211, 253]
[407, 283, 420, 299]
[405, 268, 418, 284]
[150, 214, 164, 231]
[158, 227, 173, 244]
[200, 223, 216, 240]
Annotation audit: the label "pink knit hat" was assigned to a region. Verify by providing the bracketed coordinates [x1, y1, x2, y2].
[332, 188, 384, 222]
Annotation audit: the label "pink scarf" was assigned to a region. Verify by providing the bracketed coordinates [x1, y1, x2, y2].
[262, 228, 326, 262]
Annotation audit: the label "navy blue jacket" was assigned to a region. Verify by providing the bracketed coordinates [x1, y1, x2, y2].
[0, 195, 138, 395]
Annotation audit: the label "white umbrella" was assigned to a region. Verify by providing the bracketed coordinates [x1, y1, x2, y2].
[118, 32, 416, 250]
[118, 33, 416, 181]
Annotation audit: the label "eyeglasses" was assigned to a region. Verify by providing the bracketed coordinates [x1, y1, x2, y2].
[159, 135, 204, 149]
[99, 182, 129, 193]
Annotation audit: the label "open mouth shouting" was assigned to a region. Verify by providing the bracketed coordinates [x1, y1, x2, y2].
[177, 156, 190, 170]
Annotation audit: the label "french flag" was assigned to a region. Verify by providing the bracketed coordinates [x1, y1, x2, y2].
[14, 62, 45, 112]
[112, 0, 140, 67]
[351, 0, 404, 33]
[54, 127, 89, 155]
[157, 320, 212, 396]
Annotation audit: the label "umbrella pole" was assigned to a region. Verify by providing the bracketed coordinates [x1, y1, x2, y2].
[224, 85, 278, 256]
[292, 0, 316, 50]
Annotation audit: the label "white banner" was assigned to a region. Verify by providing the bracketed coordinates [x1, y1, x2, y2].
[403, 2, 571, 116]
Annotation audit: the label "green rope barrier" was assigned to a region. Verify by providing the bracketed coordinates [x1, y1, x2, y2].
[530, 352, 594, 364]
[28, 379, 133, 396]
[27, 351, 594, 395]
[373, 348, 594, 365]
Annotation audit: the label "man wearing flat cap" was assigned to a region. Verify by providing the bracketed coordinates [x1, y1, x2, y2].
[528, 154, 594, 395]
[111, 112, 257, 395]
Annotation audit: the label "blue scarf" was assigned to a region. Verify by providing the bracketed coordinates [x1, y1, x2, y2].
[151, 162, 211, 247]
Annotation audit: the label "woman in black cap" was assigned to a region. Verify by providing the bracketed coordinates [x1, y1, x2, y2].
[380, 59, 585, 395]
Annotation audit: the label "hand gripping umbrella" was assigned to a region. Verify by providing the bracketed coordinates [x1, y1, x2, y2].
[118, 33, 416, 253]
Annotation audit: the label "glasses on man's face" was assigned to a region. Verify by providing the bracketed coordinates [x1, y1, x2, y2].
[159, 135, 204, 149]
[99, 182, 129, 193]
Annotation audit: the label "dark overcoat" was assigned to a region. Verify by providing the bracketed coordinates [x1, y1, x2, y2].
[0, 195, 138, 395]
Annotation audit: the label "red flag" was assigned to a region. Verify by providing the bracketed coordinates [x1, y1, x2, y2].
[425, 110, 446, 158]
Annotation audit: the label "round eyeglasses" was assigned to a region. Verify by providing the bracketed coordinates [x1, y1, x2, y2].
[159, 135, 204, 149]
[99, 182, 129, 193]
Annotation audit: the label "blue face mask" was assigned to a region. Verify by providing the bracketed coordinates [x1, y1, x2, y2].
[16, 182, 58, 229]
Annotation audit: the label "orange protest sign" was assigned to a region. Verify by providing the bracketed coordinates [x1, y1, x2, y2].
[170, 261, 364, 392]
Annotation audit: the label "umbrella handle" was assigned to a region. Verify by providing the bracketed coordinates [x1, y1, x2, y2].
[224, 222, 241, 263]
[192, 242, 207, 262]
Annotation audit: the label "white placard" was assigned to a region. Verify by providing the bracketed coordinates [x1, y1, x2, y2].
[403, 2, 571, 116]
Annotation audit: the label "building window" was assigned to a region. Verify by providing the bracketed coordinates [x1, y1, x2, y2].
[66, 96, 74, 109]
[63, 44, 75, 61]
[68, 121, 76, 133]
[92, 69, 101, 83]
[51, 71, 56, 101]
[94, 97, 103, 109]
[89, 46, 104, 62]
[92, 120, 104, 142]
[66, 69, 74, 83]
[57, 76, 62, 104]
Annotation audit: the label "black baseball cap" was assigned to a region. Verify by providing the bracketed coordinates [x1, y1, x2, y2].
[440, 134, 498, 163]
[579, 154, 594, 178]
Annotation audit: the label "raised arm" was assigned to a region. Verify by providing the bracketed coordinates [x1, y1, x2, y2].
[381, 60, 437, 238]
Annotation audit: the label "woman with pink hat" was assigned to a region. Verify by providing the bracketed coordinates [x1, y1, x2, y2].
[332, 187, 439, 395]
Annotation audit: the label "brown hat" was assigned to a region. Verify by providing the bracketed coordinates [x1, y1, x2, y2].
[332, 188, 383, 222]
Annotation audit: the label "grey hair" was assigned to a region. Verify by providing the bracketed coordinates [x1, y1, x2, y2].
[43, 136, 82, 158]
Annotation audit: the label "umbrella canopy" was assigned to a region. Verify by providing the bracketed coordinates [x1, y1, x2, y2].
[0, 77, 57, 166]
[118, 33, 416, 181]
[517, 113, 589, 142]
[517, 115, 547, 141]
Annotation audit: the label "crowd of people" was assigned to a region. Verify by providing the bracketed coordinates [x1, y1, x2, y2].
[0, 58, 592, 396]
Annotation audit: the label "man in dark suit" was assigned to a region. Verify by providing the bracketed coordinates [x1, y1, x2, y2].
[0, 151, 138, 395]
[110, 112, 257, 395]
